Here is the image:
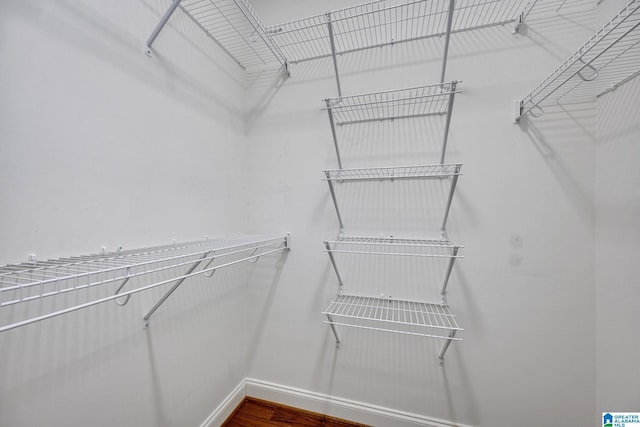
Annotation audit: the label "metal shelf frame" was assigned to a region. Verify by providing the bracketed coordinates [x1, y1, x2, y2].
[323, 294, 462, 364]
[145, 0, 288, 72]
[324, 236, 462, 303]
[324, 82, 460, 168]
[266, 0, 538, 95]
[515, 0, 640, 123]
[324, 163, 461, 238]
[0, 234, 291, 333]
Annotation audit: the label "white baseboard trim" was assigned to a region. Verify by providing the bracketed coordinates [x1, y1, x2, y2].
[245, 378, 472, 427]
[199, 380, 246, 427]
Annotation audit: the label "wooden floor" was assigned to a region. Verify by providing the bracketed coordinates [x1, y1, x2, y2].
[222, 397, 370, 427]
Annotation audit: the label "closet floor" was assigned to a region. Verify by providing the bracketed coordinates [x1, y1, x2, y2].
[222, 397, 370, 427]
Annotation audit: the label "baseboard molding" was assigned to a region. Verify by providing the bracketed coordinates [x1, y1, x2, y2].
[199, 380, 246, 427]
[244, 378, 472, 427]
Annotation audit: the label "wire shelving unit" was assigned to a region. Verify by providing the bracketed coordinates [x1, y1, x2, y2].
[323, 294, 462, 364]
[324, 163, 461, 238]
[0, 234, 291, 333]
[324, 82, 460, 168]
[515, 0, 640, 123]
[267, 0, 538, 94]
[145, 0, 288, 73]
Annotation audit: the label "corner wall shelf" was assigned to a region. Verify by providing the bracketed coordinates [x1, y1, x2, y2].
[145, 0, 288, 72]
[323, 294, 462, 364]
[514, 0, 640, 123]
[0, 234, 290, 333]
[324, 82, 460, 167]
[267, 0, 537, 94]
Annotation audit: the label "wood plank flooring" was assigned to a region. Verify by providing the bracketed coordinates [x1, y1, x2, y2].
[222, 397, 371, 427]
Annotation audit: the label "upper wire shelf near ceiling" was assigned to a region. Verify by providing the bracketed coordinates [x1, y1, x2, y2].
[324, 82, 460, 125]
[324, 163, 462, 181]
[266, 0, 538, 64]
[325, 236, 463, 258]
[146, 0, 287, 72]
[515, 0, 640, 123]
[0, 234, 290, 333]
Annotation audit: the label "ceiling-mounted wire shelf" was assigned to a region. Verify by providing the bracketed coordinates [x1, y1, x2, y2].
[145, 0, 287, 72]
[324, 163, 461, 181]
[0, 234, 291, 333]
[266, 0, 537, 64]
[324, 236, 462, 258]
[323, 294, 461, 363]
[515, 0, 640, 123]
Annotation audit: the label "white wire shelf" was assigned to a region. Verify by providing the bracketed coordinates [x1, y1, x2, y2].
[146, 0, 287, 71]
[266, 0, 537, 64]
[323, 294, 462, 340]
[324, 236, 463, 258]
[0, 234, 290, 332]
[324, 163, 461, 181]
[324, 82, 459, 125]
[515, 0, 640, 122]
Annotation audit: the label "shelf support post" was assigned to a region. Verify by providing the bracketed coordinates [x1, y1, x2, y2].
[324, 241, 345, 292]
[143, 251, 209, 328]
[440, 246, 459, 304]
[326, 12, 343, 97]
[439, 0, 456, 85]
[440, 166, 460, 239]
[325, 99, 343, 169]
[145, 0, 183, 57]
[326, 314, 341, 348]
[438, 330, 457, 365]
[326, 173, 345, 235]
[439, 81, 457, 164]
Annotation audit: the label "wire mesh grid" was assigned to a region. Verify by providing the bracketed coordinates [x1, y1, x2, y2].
[323, 294, 462, 339]
[178, 0, 287, 70]
[519, 0, 640, 117]
[266, 0, 535, 63]
[324, 163, 461, 181]
[0, 235, 287, 309]
[325, 236, 462, 257]
[325, 82, 459, 125]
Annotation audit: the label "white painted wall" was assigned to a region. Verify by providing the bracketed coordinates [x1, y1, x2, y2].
[595, 0, 640, 416]
[0, 1, 260, 426]
[246, 1, 598, 426]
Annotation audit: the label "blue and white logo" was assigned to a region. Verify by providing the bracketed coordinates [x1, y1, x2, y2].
[604, 412, 640, 427]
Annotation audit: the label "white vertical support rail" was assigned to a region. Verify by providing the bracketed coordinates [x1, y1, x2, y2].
[326, 12, 343, 97]
[440, 80, 457, 165]
[325, 98, 343, 169]
[440, 164, 461, 239]
[440, 0, 456, 85]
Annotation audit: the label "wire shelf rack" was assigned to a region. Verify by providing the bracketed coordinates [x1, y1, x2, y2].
[266, 0, 537, 64]
[325, 82, 459, 125]
[146, 0, 287, 71]
[515, 0, 640, 122]
[323, 294, 462, 340]
[324, 236, 462, 258]
[324, 163, 461, 181]
[0, 234, 290, 333]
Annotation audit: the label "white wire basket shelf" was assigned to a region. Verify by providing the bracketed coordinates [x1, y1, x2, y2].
[515, 0, 640, 123]
[0, 234, 290, 333]
[324, 163, 461, 181]
[323, 294, 462, 363]
[325, 82, 459, 125]
[146, 0, 287, 71]
[324, 236, 463, 258]
[266, 0, 538, 64]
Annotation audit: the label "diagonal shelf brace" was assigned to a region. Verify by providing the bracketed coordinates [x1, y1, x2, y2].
[438, 329, 457, 365]
[326, 314, 341, 348]
[325, 172, 345, 235]
[324, 241, 345, 292]
[440, 81, 457, 165]
[145, 0, 183, 57]
[440, 166, 461, 239]
[325, 99, 343, 169]
[326, 12, 343, 97]
[440, 246, 459, 304]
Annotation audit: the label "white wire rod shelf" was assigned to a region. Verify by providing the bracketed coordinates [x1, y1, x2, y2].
[324, 236, 463, 258]
[0, 234, 290, 333]
[515, 0, 640, 123]
[266, 0, 537, 64]
[324, 82, 460, 166]
[145, 0, 287, 71]
[324, 164, 461, 238]
[323, 294, 461, 363]
[324, 163, 461, 181]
